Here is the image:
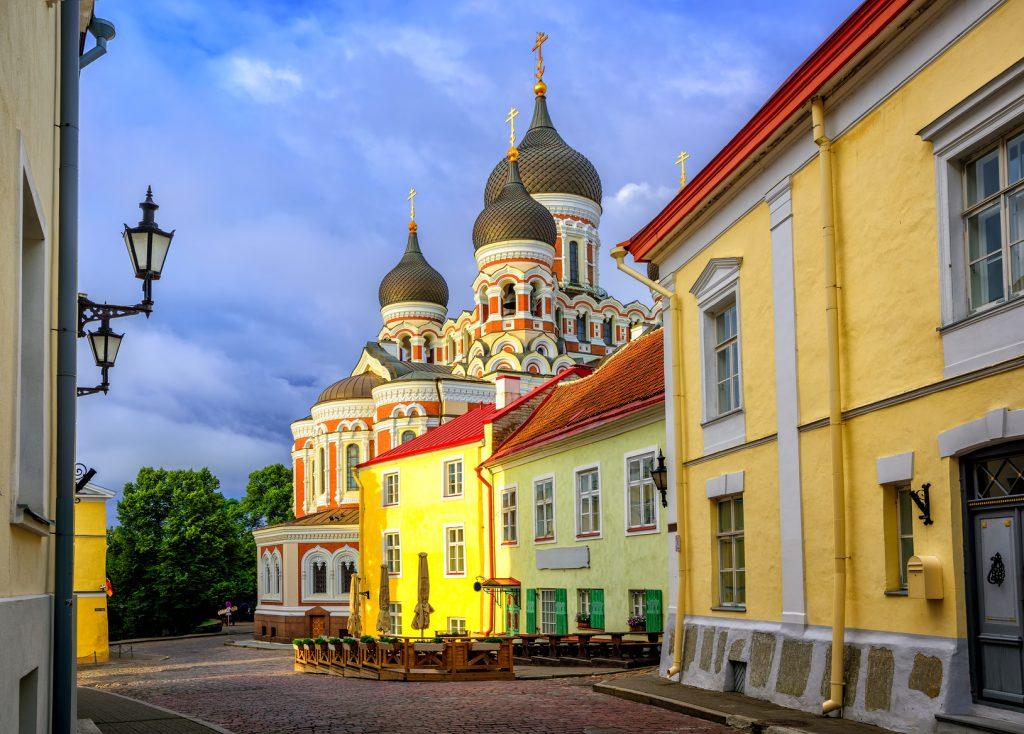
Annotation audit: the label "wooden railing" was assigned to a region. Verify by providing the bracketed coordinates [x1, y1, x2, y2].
[294, 638, 514, 680]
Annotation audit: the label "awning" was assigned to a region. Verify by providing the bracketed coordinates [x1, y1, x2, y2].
[480, 577, 520, 589]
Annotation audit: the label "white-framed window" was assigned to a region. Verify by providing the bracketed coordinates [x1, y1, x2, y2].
[895, 485, 915, 590]
[712, 302, 740, 414]
[303, 549, 331, 598]
[261, 550, 282, 599]
[539, 589, 557, 634]
[716, 497, 745, 607]
[335, 553, 357, 597]
[443, 459, 463, 498]
[383, 531, 401, 576]
[629, 589, 646, 619]
[345, 443, 360, 491]
[261, 553, 272, 597]
[383, 471, 399, 506]
[319, 446, 327, 498]
[447, 617, 467, 635]
[577, 589, 590, 617]
[501, 487, 518, 544]
[962, 129, 1024, 311]
[444, 524, 466, 576]
[534, 477, 554, 541]
[272, 552, 281, 596]
[625, 451, 657, 532]
[389, 602, 403, 635]
[575, 467, 601, 537]
[400, 430, 416, 444]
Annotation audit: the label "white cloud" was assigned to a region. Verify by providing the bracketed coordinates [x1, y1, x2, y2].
[222, 56, 304, 103]
[610, 181, 674, 209]
[370, 27, 488, 95]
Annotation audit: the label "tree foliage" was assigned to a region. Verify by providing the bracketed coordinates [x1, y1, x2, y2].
[239, 463, 294, 530]
[107, 467, 255, 639]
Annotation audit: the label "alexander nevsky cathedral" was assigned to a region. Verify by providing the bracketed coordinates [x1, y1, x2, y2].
[254, 39, 662, 641]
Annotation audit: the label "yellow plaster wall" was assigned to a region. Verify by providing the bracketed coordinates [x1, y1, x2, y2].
[74, 498, 110, 662]
[359, 442, 491, 635]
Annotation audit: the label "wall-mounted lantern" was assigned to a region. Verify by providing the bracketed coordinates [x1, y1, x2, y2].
[649, 450, 669, 507]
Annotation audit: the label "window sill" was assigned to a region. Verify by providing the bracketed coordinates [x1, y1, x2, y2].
[534, 536, 555, 544]
[884, 588, 908, 597]
[627, 525, 658, 534]
[575, 532, 601, 540]
[382, 503, 399, 508]
[938, 294, 1024, 334]
[701, 406, 744, 429]
[710, 605, 747, 613]
[11, 504, 53, 537]
[501, 541, 519, 547]
[442, 493, 464, 500]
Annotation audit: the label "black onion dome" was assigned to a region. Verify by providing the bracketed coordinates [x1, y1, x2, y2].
[378, 228, 449, 308]
[646, 261, 660, 282]
[316, 372, 383, 404]
[472, 157, 557, 250]
[484, 94, 602, 206]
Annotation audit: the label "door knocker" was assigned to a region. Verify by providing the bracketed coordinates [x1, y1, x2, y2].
[987, 552, 1006, 586]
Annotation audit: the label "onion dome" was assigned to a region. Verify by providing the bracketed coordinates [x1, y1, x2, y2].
[315, 372, 383, 404]
[484, 93, 602, 206]
[472, 153, 557, 250]
[378, 225, 449, 308]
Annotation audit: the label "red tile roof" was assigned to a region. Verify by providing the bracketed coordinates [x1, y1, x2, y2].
[359, 403, 498, 468]
[488, 329, 664, 463]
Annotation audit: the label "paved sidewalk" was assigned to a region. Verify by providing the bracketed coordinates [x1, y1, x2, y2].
[78, 687, 234, 734]
[594, 673, 891, 734]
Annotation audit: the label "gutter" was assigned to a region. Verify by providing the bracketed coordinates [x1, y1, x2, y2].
[609, 246, 689, 678]
[812, 98, 848, 716]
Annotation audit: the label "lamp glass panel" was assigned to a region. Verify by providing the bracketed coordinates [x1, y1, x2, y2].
[147, 230, 172, 276]
[89, 330, 123, 367]
[123, 228, 142, 275]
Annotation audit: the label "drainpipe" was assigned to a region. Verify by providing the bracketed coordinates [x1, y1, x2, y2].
[610, 246, 689, 676]
[354, 471, 367, 631]
[54, 1, 81, 731]
[475, 460, 496, 635]
[812, 97, 848, 716]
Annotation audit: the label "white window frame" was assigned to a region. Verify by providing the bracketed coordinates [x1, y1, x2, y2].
[444, 523, 466, 577]
[539, 588, 557, 635]
[533, 475, 556, 543]
[302, 547, 331, 600]
[383, 530, 402, 577]
[442, 457, 464, 499]
[624, 447, 660, 534]
[920, 60, 1024, 377]
[333, 548, 358, 597]
[447, 616, 467, 635]
[895, 485, 915, 590]
[389, 602, 403, 635]
[382, 470, 400, 507]
[344, 442, 360, 493]
[574, 464, 602, 540]
[501, 485, 518, 546]
[716, 496, 745, 609]
[577, 589, 591, 618]
[629, 589, 646, 619]
[690, 257, 745, 454]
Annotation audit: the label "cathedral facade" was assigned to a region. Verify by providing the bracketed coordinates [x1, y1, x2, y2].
[253, 57, 662, 642]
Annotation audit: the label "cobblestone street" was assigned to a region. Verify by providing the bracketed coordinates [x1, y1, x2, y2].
[78, 635, 729, 734]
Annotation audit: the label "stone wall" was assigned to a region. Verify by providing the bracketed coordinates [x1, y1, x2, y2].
[660, 614, 969, 732]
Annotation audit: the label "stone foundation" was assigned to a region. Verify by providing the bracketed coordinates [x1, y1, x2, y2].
[254, 611, 350, 643]
[659, 613, 977, 732]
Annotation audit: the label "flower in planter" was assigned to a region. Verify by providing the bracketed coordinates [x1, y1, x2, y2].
[328, 637, 342, 644]
[359, 635, 376, 644]
[626, 615, 646, 629]
[575, 613, 591, 625]
[314, 636, 328, 644]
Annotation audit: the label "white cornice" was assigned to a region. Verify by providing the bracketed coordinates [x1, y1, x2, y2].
[253, 526, 360, 544]
[475, 241, 555, 269]
[310, 399, 375, 424]
[381, 301, 447, 323]
[372, 383, 439, 405]
[533, 193, 602, 223]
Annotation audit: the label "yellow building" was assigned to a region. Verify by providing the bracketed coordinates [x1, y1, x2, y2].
[358, 405, 497, 636]
[75, 483, 113, 663]
[620, 1, 1024, 730]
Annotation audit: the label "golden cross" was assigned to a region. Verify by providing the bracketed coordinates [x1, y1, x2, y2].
[675, 150, 691, 188]
[532, 31, 549, 82]
[407, 187, 417, 222]
[505, 106, 519, 148]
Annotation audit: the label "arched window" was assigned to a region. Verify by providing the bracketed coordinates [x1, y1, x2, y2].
[312, 560, 327, 594]
[446, 335, 455, 362]
[401, 430, 416, 444]
[576, 312, 589, 343]
[336, 555, 357, 596]
[568, 241, 580, 284]
[345, 443, 359, 491]
[304, 550, 329, 597]
[399, 335, 412, 361]
[500, 283, 516, 317]
[319, 447, 327, 497]
[602, 317, 614, 346]
[536, 343, 547, 357]
[261, 554, 271, 596]
[272, 552, 281, 596]
[478, 286, 489, 321]
[462, 330, 471, 355]
[530, 282, 543, 317]
[555, 308, 563, 336]
[424, 335, 434, 364]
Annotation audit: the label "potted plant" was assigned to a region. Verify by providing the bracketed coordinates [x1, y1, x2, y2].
[627, 615, 646, 633]
[471, 636, 503, 652]
[576, 612, 592, 629]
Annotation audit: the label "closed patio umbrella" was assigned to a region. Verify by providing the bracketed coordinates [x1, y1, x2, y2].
[410, 552, 434, 638]
[376, 564, 391, 634]
[347, 573, 362, 637]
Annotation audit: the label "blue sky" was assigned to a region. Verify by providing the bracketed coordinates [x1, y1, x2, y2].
[77, 0, 858, 507]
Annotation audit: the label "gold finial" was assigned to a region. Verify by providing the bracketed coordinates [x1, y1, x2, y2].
[505, 106, 520, 159]
[675, 150, 691, 189]
[532, 31, 549, 96]
[407, 187, 417, 231]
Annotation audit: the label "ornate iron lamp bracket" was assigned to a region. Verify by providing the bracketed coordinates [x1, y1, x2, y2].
[77, 293, 151, 337]
[908, 482, 933, 526]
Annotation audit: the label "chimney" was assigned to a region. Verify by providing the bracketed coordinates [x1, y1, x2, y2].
[494, 374, 521, 409]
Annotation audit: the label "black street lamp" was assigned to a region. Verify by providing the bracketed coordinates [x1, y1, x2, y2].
[649, 450, 669, 507]
[77, 187, 174, 396]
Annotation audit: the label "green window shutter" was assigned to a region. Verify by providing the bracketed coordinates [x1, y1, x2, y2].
[525, 588, 536, 634]
[589, 589, 605, 629]
[555, 588, 568, 635]
[645, 589, 663, 632]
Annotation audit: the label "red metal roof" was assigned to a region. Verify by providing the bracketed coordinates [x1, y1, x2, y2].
[488, 329, 665, 463]
[626, 0, 915, 261]
[359, 403, 498, 468]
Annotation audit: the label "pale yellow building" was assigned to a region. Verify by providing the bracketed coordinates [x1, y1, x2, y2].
[75, 483, 113, 663]
[622, 1, 1024, 730]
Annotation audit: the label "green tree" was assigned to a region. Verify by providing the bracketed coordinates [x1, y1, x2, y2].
[240, 463, 293, 529]
[107, 467, 255, 639]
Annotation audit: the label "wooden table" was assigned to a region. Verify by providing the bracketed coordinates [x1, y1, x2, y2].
[602, 631, 663, 658]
